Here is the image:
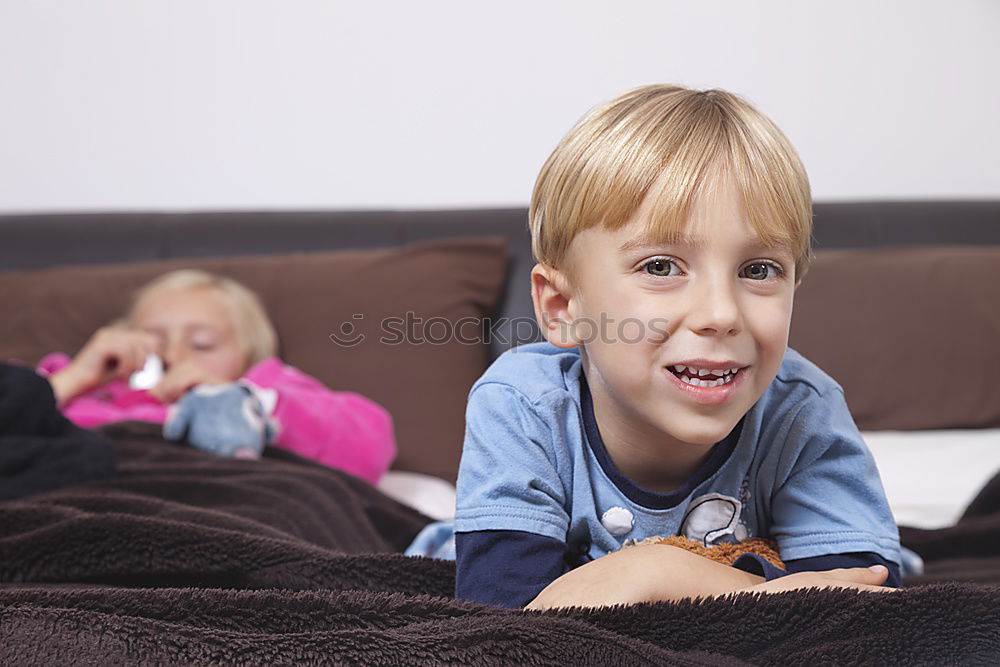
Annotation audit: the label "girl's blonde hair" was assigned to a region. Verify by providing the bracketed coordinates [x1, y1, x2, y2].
[530, 84, 813, 280]
[127, 269, 278, 367]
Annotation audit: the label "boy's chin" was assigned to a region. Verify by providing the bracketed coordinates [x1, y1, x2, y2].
[667, 417, 741, 447]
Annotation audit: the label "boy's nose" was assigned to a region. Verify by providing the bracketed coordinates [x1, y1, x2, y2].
[686, 279, 742, 336]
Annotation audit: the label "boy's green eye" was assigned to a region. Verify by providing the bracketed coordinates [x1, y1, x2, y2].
[644, 259, 679, 277]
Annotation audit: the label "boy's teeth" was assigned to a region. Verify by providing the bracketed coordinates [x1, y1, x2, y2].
[678, 366, 735, 378]
[681, 376, 725, 388]
[676, 368, 741, 387]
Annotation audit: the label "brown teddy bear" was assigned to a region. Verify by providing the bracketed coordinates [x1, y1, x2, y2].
[624, 535, 785, 570]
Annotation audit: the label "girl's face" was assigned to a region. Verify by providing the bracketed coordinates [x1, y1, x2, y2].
[129, 286, 248, 382]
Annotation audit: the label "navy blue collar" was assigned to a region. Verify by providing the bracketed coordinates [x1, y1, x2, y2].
[580, 374, 743, 510]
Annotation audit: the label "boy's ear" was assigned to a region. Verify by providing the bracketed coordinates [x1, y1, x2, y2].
[530, 263, 579, 349]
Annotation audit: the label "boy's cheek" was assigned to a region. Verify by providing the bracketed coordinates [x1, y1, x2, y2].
[747, 298, 793, 340]
[621, 303, 680, 343]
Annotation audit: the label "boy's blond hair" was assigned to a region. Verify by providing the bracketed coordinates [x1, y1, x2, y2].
[529, 84, 813, 280]
[127, 269, 279, 367]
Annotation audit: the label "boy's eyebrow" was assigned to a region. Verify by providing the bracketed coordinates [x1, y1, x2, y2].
[617, 235, 690, 253]
[617, 235, 783, 254]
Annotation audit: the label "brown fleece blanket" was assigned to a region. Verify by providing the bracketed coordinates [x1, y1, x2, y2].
[2, 423, 1000, 664]
[900, 471, 1000, 587]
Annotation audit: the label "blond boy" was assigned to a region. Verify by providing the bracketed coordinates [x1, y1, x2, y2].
[454, 85, 901, 609]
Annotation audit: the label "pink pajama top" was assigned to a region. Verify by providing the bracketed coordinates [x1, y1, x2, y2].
[36, 353, 396, 485]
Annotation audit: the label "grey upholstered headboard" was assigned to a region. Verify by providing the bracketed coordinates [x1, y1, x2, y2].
[3, 201, 999, 359]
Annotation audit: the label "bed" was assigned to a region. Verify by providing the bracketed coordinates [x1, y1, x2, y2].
[2, 202, 999, 664]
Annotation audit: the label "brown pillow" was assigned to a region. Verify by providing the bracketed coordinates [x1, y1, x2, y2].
[790, 245, 1000, 431]
[0, 237, 509, 482]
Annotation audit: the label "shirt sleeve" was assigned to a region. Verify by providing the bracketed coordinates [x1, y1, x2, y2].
[455, 382, 575, 604]
[455, 530, 569, 607]
[35, 352, 72, 377]
[243, 359, 396, 485]
[454, 381, 570, 541]
[768, 387, 901, 566]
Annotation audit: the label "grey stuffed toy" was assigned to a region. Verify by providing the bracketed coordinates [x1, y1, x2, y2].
[163, 381, 278, 459]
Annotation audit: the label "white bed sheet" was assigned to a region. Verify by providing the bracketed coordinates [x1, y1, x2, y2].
[378, 429, 1000, 531]
[377, 470, 456, 521]
[862, 428, 1000, 529]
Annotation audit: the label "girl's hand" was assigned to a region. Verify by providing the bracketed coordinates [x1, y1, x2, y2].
[49, 327, 160, 404]
[736, 565, 897, 596]
[150, 358, 226, 404]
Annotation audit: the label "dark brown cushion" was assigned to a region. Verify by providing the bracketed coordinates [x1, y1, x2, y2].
[0, 237, 509, 482]
[790, 246, 1000, 431]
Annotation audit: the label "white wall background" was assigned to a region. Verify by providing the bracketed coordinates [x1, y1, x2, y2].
[1, 0, 998, 212]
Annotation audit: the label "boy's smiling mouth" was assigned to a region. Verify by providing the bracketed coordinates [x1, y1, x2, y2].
[664, 361, 749, 405]
[668, 363, 745, 388]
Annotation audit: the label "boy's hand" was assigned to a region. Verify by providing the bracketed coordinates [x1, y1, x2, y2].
[525, 543, 763, 611]
[525, 546, 896, 611]
[150, 359, 226, 404]
[49, 327, 160, 403]
[737, 565, 897, 596]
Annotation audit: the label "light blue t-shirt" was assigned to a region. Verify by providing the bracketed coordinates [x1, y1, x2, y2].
[455, 342, 900, 565]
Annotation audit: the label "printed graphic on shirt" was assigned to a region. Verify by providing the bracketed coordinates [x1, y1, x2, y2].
[600, 506, 634, 536]
[680, 492, 749, 546]
[738, 471, 752, 506]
